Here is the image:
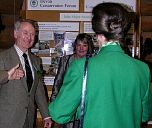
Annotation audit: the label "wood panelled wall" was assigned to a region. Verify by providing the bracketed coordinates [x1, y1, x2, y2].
[0, 0, 152, 50]
[140, 0, 152, 41]
[0, 0, 23, 50]
[141, 1, 152, 31]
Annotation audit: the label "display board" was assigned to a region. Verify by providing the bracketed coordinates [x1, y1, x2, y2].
[21, 0, 140, 123]
[22, 0, 139, 96]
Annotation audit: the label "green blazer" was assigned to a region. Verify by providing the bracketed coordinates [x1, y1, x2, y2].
[49, 44, 152, 128]
[0, 46, 49, 128]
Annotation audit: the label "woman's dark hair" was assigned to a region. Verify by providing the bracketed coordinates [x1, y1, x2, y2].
[73, 33, 94, 56]
[92, 2, 131, 43]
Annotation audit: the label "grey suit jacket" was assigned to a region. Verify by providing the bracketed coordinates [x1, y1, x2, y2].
[0, 46, 49, 128]
[0, 70, 8, 84]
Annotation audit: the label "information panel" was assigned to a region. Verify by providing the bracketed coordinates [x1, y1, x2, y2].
[84, 0, 136, 12]
[28, 0, 79, 10]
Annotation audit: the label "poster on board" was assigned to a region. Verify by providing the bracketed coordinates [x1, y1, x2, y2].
[28, 0, 79, 11]
[84, 0, 136, 12]
[38, 22, 79, 31]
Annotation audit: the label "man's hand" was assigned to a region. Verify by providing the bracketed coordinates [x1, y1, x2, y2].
[44, 118, 52, 128]
[8, 64, 24, 80]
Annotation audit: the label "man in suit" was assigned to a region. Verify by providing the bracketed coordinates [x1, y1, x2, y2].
[0, 19, 52, 128]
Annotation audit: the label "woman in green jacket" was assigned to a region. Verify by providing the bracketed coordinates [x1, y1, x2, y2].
[50, 33, 94, 128]
[48, 2, 152, 128]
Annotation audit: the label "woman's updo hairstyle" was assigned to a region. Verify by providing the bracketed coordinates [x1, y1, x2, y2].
[92, 2, 131, 42]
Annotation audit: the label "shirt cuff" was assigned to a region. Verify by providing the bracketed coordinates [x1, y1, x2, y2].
[44, 117, 51, 120]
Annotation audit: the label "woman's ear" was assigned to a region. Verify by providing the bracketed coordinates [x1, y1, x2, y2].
[97, 34, 106, 46]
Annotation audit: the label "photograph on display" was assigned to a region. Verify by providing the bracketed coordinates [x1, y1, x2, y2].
[53, 31, 65, 56]
[64, 39, 74, 55]
[31, 42, 39, 55]
[42, 64, 57, 76]
[51, 56, 60, 69]
[39, 40, 50, 54]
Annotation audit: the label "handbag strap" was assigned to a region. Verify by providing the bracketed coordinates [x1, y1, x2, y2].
[79, 55, 89, 128]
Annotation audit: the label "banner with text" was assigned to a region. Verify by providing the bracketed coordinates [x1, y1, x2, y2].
[28, 0, 79, 10]
[84, 0, 136, 12]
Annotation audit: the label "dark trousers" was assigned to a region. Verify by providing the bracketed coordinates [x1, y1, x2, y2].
[61, 120, 80, 128]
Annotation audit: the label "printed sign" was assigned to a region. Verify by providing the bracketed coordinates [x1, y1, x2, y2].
[39, 31, 53, 40]
[84, 22, 94, 33]
[28, 0, 79, 10]
[60, 13, 92, 21]
[38, 22, 79, 31]
[84, 0, 136, 12]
